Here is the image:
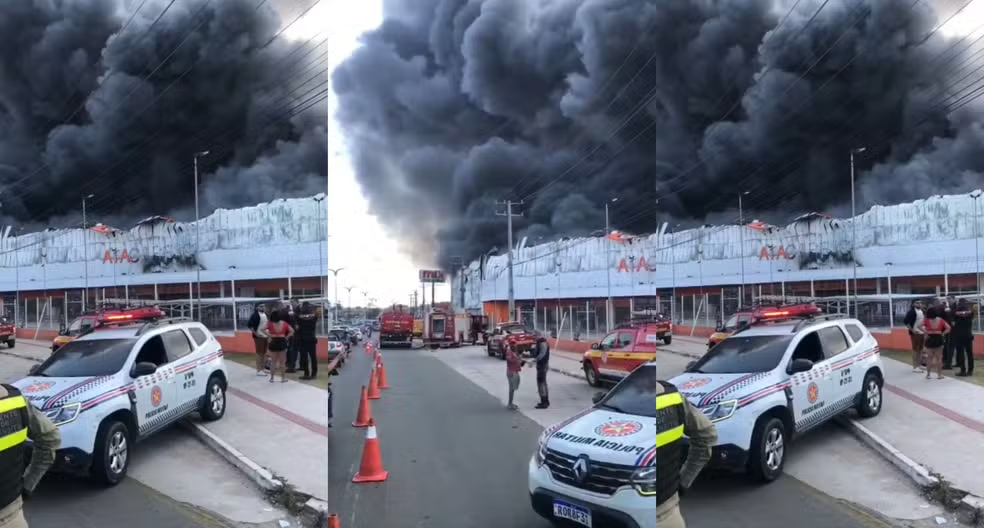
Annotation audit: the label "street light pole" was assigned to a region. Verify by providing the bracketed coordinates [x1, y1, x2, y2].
[314, 195, 326, 311]
[973, 191, 982, 331]
[344, 286, 355, 319]
[82, 193, 94, 312]
[850, 147, 866, 318]
[605, 197, 618, 332]
[193, 150, 210, 321]
[738, 191, 750, 306]
[328, 267, 344, 324]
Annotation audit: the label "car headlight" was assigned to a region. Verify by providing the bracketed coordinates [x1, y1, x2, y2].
[43, 403, 81, 426]
[701, 399, 737, 422]
[630, 466, 658, 496]
[534, 441, 548, 466]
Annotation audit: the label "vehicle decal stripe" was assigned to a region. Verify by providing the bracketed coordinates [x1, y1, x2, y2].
[698, 374, 757, 407]
[637, 445, 658, 466]
[545, 408, 593, 436]
[80, 385, 134, 411]
[737, 382, 792, 408]
[44, 376, 113, 409]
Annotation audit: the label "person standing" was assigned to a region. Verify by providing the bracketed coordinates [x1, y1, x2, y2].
[284, 302, 299, 373]
[504, 343, 525, 410]
[247, 304, 269, 376]
[952, 298, 975, 377]
[0, 384, 61, 528]
[921, 306, 951, 380]
[532, 333, 550, 409]
[654, 379, 718, 528]
[296, 302, 319, 380]
[265, 310, 295, 383]
[942, 296, 957, 370]
[904, 300, 926, 372]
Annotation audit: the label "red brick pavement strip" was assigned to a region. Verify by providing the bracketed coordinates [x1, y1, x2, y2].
[227, 386, 330, 437]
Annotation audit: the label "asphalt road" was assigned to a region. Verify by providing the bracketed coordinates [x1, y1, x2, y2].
[327, 347, 898, 528]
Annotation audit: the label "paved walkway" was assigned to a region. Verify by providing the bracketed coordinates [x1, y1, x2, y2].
[553, 335, 984, 502]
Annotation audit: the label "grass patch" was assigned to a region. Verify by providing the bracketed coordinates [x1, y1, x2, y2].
[879, 348, 984, 387]
[224, 352, 334, 390]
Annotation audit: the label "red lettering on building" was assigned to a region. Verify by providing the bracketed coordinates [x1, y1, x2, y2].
[759, 245, 796, 260]
[103, 249, 139, 264]
[615, 257, 656, 272]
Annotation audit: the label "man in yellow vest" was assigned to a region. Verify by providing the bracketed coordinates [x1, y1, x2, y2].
[0, 384, 61, 528]
[656, 379, 718, 528]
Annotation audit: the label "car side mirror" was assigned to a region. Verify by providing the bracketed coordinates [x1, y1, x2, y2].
[685, 361, 697, 371]
[592, 391, 607, 404]
[131, 362, 158, 378]
[590, 343, 599, 350]
[788, 358, 814, 374]
[28, 364, 39, 375]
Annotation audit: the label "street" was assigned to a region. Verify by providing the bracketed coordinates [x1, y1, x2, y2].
[326, 345, 935, 528]
[1, 342, 291, 528]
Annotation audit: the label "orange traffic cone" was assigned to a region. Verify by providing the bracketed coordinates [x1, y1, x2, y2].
[352, 385, 372, 427]
[377, 361, 390, 390]
[352, 418, 389, 483]
[367, 368, 381, 400]
[327, 514, 341, 528]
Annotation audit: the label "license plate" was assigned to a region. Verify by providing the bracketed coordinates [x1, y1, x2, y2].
[553, 500, 591, 527]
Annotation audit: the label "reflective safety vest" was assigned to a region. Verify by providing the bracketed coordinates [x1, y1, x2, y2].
[0, 385, 29, 509]
[655, 381, 686, 505]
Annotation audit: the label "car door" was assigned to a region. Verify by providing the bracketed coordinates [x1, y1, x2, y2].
[130, 334, 177, 436]
[161, 328, 198, 407]
[787, 331, 835, 432]
[816, 325, 856, 407]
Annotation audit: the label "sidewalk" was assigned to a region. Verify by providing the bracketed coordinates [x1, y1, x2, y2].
[552, 335, 984, 515]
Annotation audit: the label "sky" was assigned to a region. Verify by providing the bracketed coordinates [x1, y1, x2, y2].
[286, 0, 983, 310]
[284, 0, 451, 309]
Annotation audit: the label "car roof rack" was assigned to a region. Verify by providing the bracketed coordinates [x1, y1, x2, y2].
[791, 313, 848, 331]
[730, 313, 846, 336]
[135, 317, 194, 336]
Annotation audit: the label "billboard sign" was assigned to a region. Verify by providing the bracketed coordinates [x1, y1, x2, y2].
[419, 269, 446, 283]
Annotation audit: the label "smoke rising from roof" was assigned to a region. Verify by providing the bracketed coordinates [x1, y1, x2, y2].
[332, 0, 984, 269]
[0, 0, 327, 230]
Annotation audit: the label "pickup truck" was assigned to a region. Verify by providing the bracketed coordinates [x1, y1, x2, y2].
[706, 303, 822, 349]
[581, 319, 673, 386]
[486, 321, 537, 359]
[0, 318, 15, 348]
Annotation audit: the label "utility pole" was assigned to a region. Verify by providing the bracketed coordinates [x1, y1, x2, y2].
[605, 198, 618, 332]
[738, 191, 750, 306]
[314, 196, 326, 309]
[344, 285, 355, 319]
[82, 193, 94, 312]
[850, 147, 866, 318]
[495, 200, 523, 322]
[450, 256, 464, 310]
[328, 267, 344, 325]
[193, 150, 210, 321]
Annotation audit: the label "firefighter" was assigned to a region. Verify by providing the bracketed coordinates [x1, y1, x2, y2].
[655, 378, 718, 528]
[0, 384, 61, 528]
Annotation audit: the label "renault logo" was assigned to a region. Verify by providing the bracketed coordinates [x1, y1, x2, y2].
[572, 455, 591, 484]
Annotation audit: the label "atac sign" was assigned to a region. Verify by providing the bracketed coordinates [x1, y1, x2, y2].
[419, 269, 446, 283]
[615, 256, 657, 273]
[759, 245, 796, 261]
[103, 248, 140, 264]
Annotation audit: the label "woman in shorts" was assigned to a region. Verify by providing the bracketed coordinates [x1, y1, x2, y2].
[921, 306, 951, 380]
[265, 310, 295, 383]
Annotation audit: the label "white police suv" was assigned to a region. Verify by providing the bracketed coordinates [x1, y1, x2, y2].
[670, 314, 884, 482]
[13, 317, 228, 485]
[529, 363, 667, 528]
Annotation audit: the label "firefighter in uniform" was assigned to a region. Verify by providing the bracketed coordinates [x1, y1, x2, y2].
[0, 384, 61, 528]
[656, 379, 717, 528]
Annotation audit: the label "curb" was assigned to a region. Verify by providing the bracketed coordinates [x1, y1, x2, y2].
[0, 350, 44, 364]
[182, 421, 284, 492]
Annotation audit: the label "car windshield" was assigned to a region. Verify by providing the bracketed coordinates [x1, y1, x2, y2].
[34, 338, 136, 378]
[596, 366, 663, 418]
[687, 335, 793, 374]
[501, 324, 526, 334]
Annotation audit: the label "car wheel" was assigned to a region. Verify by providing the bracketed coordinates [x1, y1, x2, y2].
[487, 343, 495, 357]
[663, 336, 672, 345]
[584, 363, 601, 387]
[856, 372, 883, 418]
[200, 376, 227, 421]
[748, 416, 786, 483]
[91, 420, 131, 486]
[7, 339, 13, 348]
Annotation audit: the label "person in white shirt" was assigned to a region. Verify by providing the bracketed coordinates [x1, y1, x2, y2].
[248, 305, 270, 376]
[905, 300, 926, 372]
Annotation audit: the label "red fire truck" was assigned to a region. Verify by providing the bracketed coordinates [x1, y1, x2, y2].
[706, 303, 823, 349]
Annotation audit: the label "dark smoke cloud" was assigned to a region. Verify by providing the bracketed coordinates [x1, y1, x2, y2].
[333, 0, 984, 269]
[0, 0, 327, 229]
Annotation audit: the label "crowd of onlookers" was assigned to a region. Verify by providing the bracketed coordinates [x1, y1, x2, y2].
[246, 300, 320, 382]
[904, 296, 977, 379]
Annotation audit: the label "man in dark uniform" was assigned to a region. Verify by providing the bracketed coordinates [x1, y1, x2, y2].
[532, 333, 550, 409]
[953, 298, 975, 377]
[283, 302, 299, 373]
[942, 296, 956, 370]
[0, 383, 61, 528]
[654, 379, 718, 528]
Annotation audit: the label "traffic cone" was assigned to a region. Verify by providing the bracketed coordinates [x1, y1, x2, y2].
[327, 514, 341, 528]
[367, 367, 381, 400]
[377, 361, 390, 390]
[352, 385, 372, 427]
[352, 418, 389, 483]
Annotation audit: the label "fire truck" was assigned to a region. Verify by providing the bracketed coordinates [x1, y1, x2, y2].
[706, 303, 823, 349]
[422, 308, 470, 349]
[51, 305, 166, 352]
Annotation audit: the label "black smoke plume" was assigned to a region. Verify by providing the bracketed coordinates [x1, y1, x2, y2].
[333, 0, 984, 269]
[0, 0, 327, 229]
